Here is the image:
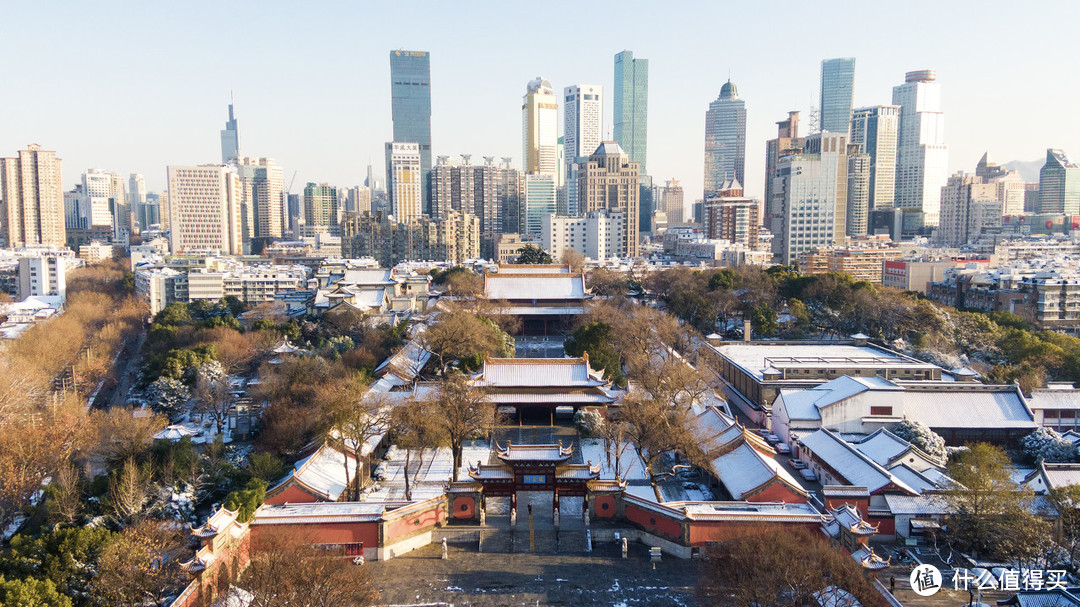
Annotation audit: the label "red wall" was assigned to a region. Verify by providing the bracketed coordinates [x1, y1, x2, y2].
[747, 483, 807, 504]
[264, 484, 322, 505]
[624, 503, 683, 539]
[251, 522, 379, 549]
[383, 503, 447, 542]
[687, 521, 816, 546]
[595, 495, 617, 518]
[452, 496, 475, 519]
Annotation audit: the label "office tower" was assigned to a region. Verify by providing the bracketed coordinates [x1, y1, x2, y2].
[221, 102, 239, 164]
[390, 50, 432, 213]
[302, 183, 339, 231]
[522, 173, 556, 239]
[613, 51, 648, 177]
[159, 190, 170, 232]
[765, 111, 804, 219]
[128, 173, 147, 231]
[0, 144, 66, 248]
[846, 145, 871, 237]
[286, 193, 300, 235]
[820, 58, 856, 136]
[140, 193, 160, 230]
[704, 80, 747, 195]
[346, 186, 372, 215]
[892, 70, 948, 230]
[522, 78, 558, 175]
[1038, 149, 1080, 214]
[704, 179, 759, 247]
[235, 157, 285, 239]
[64, 188, 84, 229]
[80, 169, 118, 228]
[108, 172, 130, 241]
[769, 132, 849, 265]
[577, 141, 640, 258]
[564, 84, 602, 215]
[166, 165, 242, 255]
[849, 105, 899, 211]
[660, 179, 685, 225]
[692, 200, 704, 224]
[496, 158, 524, 237]
[385, 142, 422, 223]
[365, 164, 384, 193]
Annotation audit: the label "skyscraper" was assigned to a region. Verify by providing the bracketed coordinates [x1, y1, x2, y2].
[385, 142, 422, 223]
[849, 105, 899, 211]
[577, 141, 640, 258]
[302, 183, 339, 231]
[769, 132, 849, 265]
[390, 50, 432, 213]
[613, 51, 648, 177]
[522, 173, 556, 240]
[892, 70, 948, 230]
[166, 165, 242, 255]
[765, 111, 804, 220]
[564, 84, 602, 216]
[846, 145, 871, 237]
[235, 157, 285, 239]
[0, 144, 66, 248]
[820, 58, 856, 136]
[704, 80, 746, 195]
[1038, 149, 1080, 215]
[220, 103, 239, 164]
[522, 78, 558, 175]
[660, 179, 685, 225]
[128, 173, 147, 231]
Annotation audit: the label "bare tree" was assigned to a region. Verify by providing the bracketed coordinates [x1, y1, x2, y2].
[108, 457, 153, 522]
[392, 397, 447, 500]
[323, 377, 392, 501]
[45, 462, 82, 526]
[430, 372, 496, 481]
[560, 248, 586, 272]
[193, 361, 232, 434]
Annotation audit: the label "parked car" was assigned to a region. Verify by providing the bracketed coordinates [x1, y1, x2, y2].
[788, 458, 808, 469]
[775, 442, 792, 454]
[765, 433, 781, 445]
[799, 469, 818, 482]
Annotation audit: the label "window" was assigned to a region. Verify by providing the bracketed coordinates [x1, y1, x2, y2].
[870, 406, 893, 417]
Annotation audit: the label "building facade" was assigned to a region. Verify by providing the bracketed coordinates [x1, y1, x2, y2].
[613, 50, 648, 177]
[166, 165, 242, 255]
[386, 142, 422, 224]
[564, 85, 602, 216]
[1038, 148, 1080, 215]
[541, 210, 625, 261]
[577, 142, 640, 258]
[892, 70, 948, 230]
[847, 146, 871, 237]
[340, 211, 480, 266]
[521, 173, 556, 240]
[820, 58, 856, 136]
[302, 182, 339, 232]
[522, 78, 559, 176]
[769, 132, 849, 265]
[0, 145, 66, 249]
[220, 103, 239, 164]
[236, 157, 285, 240]
[849, 105, 899, 212]
[704, 80, 746, 195]
[390, 50, 432, 213]
[703, 179, 759, 248]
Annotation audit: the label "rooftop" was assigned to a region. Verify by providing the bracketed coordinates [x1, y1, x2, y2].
[476, 357, 605, 388]
[712, 342, 939, 382]
[483, 272, 586, 301]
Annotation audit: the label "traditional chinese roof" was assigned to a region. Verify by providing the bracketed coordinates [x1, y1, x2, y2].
[272, 338, 301, 354]
[798, 429, 920, 495]
[495, 441, 573, 463]
[467, 464, 514, 481]
[190, 506, 240, 538]
[483, 272, 586, 302]
[266, 442, 357, 502]
[851, 547, 890, 570]
[852, 427, 943, 468]
[476, 357, 606, 388]
[823, 503, 878, 537]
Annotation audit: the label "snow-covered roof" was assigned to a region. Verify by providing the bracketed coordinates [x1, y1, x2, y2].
[709, 442, 806, 501]
[253, 501, 412, 525]
[476, 357, 604, 388]
[495, 441, 573, 462]
[901, 385, 1036, 429]
[882, 493, 951, 516]
[340, 268, 395, 286]
[1027, 388, 1080, 411]
[851, 428, 912, 465]
[711, 342, 940, 381]
[778, 376, 900, 421]
[268, 443, 355, 501]
[1038, 462, 1080, 491]
[798, 429, 918, 495]
[484, 273, 586, 300]
[495, 264, 571, 274]
[154, 424, 201, 441]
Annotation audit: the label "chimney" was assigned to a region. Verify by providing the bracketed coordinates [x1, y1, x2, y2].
[744, 319, 752, 342]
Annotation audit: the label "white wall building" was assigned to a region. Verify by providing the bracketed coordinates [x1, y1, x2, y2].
[522, 77, 559, 177]
[17, 255, 68, 301]
[769, 132, 849, 265]
[542, 210, 625, 261]
[166, 165, 243, 255]
[385, 142, 422, 224]
[564, 84, 602, 216]
[892, 70, 948, 230]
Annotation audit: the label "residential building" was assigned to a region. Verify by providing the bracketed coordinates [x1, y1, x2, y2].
[703, 179, 758, 247]
[235, 157, 285, 241]
[847, 145, 871, 236]
[796, 241, 903, 283]
[17, 255, 68, 300]
[1038, 148, 1080, 214]
[769, 132, 849, 265]
[703, 80, 746, 195]
[577, 142, 640, 258]
[564, 84, 603, 216]
[0, 145, 66, 248]
[345, 186, 371, 215]
[494, 233, 532, 265]
[522, 77, 559, 176]
[166, 164, 242, 255]
[613, 50, 648, 177]
[820, 58, 856, 137]
[390, 50, 432, 213]
[542, 210, 625, 261]
[78, 241, 115, 264]
[340, 211, 480, 267]
[892, 70, 948, 231]
[849, 105, 899, 212]
[79, 169, 125, 233]
[659, 179, 685, 225]
[881, 260, 975, 293]
[302, 182, 338, 234]
[220, 102, 239, 163]
[938, 156, 1026, 246]
[765, 111, 804, 217]
[385, 142, 422, 224]
[521, 173, 556, 240]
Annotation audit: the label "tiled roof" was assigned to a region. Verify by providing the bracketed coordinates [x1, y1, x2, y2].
[798, 429, 918, 495]
[1027, 388, 1080, 411]
[484, 273, 585, 300]
[901, 386, 1036, 429]
[477, 358, 604, 388]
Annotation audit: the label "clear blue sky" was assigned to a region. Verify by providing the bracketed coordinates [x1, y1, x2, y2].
[2, 0, 1077, 203]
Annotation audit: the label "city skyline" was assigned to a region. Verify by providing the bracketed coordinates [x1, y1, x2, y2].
[2, 1, 1078, 204]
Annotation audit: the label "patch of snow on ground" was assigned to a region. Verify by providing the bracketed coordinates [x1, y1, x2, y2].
[367, 447, 455, 502]
[580, 439, 649, 481]
[457, 440, 491, 478]
[623, 484, 659, 502]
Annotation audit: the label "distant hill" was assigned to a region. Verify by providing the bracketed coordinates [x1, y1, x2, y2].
[1003, 158, 1044, 183]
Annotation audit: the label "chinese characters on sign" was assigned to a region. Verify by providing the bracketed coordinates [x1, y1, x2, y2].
[950, 568, 1068, 592]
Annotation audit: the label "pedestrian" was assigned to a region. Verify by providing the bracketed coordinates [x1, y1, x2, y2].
[890, 576, 896, 593]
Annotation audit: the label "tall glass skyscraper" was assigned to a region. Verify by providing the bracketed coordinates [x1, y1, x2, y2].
[892, 70, 948, 229]
[390, 50, 432, 214]
[820, 58, 855, 136]
[849, 105, 899, 211]
[1038, 149, 1080, 214]
[703, 80, 746, 195]
[613, 51, 648, 178]
[220, 103, 239, 163]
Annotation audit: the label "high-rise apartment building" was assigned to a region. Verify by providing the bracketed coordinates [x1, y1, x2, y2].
[220, 103, 239, 164]
[577, 141, 640, 258]
[236, 157, 285, 240]
[542, 210, 625, 261]
[0, 145, 66, 248]
[849, 105, 899, 212]
[522, 78, 559, 176]
[765, 112, 804, 219]
[769, 132, 849, 265]
[1038, 148, 1080, 215]
[704, 80, 747, 195]
[431, 156, 511, 256]
[496, 158, 524, 238]
[167, 165, 242, 255]
[613, 51, 648, 177]
[346, 186, 372, 215]
[846, 145, 871, 237]
[892, 70, 948, 230]
[390, 50, 432, 213]
[939, 156, 1029, 246]
[820, 58, 856, 136]
[340, 210, 479, 266]
[704, 179, 759, 248]
[660, 179, 685, 225]
[564, 84, 602, 216]
[302, 183, 339, 231]
[80, 169, 120, 229]
[386, 142, 422, 223]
